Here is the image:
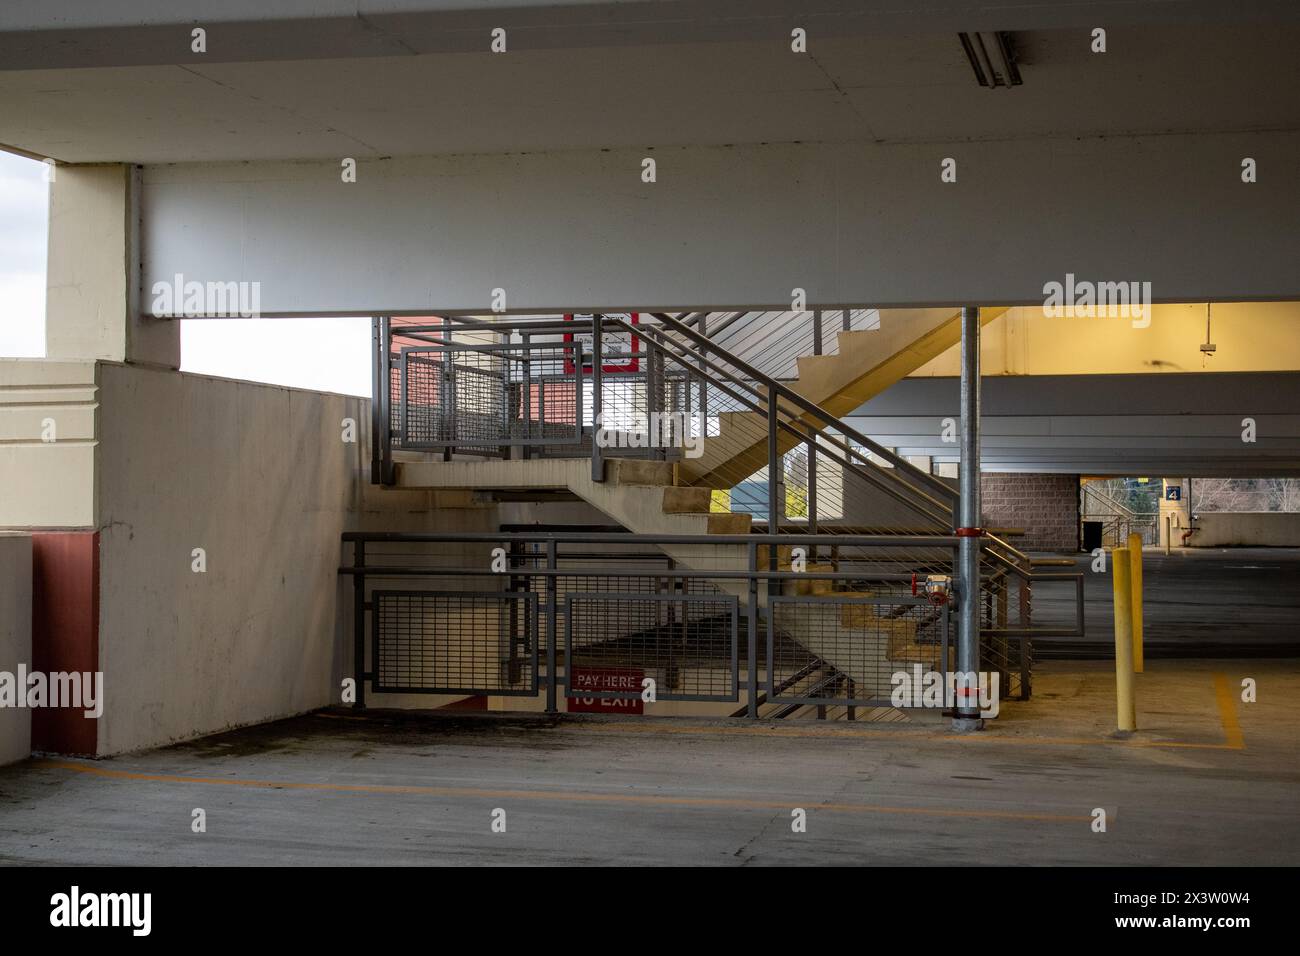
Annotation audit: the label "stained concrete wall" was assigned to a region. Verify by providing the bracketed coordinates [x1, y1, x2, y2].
[91, 362, 499, 754]
[1190, 512, 1300, 548]
[981, 472, 1080, 552]
[0, 534, 32, 765]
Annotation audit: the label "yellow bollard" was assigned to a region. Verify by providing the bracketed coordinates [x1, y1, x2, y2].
[1127, 532, 1144, 673]
[1111, 547, 1137, 732]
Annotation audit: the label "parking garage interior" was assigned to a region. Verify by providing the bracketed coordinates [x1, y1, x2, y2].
[0, 0, 1298, 886]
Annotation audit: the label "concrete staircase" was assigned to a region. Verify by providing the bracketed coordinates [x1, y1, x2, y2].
[398, 457, 938, 699]
[682, 306, 1007, 487]
[396, 456, 754, 599]
[394, 309, 984, 701]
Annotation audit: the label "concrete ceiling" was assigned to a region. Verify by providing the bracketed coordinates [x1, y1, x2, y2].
[2, 2, 1298, 163]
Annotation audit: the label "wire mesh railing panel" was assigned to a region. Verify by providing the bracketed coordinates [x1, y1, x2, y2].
[397, 344, 584, 451]
[373, 590, 539, 695]
[565, 592, 739, 702]
[767, 595, 948, 707]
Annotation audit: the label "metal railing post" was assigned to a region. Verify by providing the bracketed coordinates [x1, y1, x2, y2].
[812, 310, 823, 355]
[521, 331, 532, 460]
[441, 329, 455, 462]
[647, 332, 664, 461]
[807, 436, 818, 551]
[747, 540, 759, 719]
[591, 313, 604, 482]
[379, 316, 393, 483]
[697, 312, 709, 421]
[767, 396, 779, 596]
[545, 538, 559, 713]
[353, 540, 366, 709]
[370, 316, 383, 485]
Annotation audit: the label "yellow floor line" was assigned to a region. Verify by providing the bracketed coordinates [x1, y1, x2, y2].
[1213, 673, 1246, 750]
[564, 719, 1244, 750]
[33, 760, 1087, 824]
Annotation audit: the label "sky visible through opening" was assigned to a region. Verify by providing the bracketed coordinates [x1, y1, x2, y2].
[0, 150, 370, 396]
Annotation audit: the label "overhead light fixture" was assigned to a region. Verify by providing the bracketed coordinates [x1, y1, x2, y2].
[1200, 302, 1217, 354]
[958, 31, 1022, 88]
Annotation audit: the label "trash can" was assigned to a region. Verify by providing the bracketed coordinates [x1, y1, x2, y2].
[1082, 521, 1104, 552]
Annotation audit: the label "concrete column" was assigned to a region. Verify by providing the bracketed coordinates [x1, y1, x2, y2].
[45, 164, 178, 368]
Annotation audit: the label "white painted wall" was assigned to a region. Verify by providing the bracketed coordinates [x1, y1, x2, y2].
[0, 533, 32, 765]
[140, 132, 1300, 316]
[0, 360, 98, 529]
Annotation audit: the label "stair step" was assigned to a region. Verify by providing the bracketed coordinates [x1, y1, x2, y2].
[661, 486, 713, 514]
[789, 573, 835, 596]
[707, 512, 752, 534]
[607, 458, 673, 486]
[834, 327, 878, 351]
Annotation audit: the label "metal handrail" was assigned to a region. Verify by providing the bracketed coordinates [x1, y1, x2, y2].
[370, 314, 1083, 626]
[647, 312, 959, 507]
[615, 319, 956, 527]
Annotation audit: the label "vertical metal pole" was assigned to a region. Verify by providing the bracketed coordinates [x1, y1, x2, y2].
[441, 337, 454, 462]
[806, 435, 818, 564]
[521, 331, 532, 460]
[370, 317, 383, 484]
[767, 397, 779, 597]
[747, 541, 759, 719]
[591, 313, 604, 482]
[812, 310, 823, 355]
[842, 309, 851, 332]
[379, 316, 393, 484]
[545, 538, 558, 714]
[648, 335, 665, 461]
[353, 540, 366, 709]
[697, 312, 709, 421]
[953, 305, 984, 731]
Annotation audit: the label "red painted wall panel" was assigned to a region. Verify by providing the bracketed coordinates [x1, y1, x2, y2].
[30, 532, 100, 756]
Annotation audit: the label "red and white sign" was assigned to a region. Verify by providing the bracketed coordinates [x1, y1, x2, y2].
[566, 666, 645, 714]
[563, 313, 640, 374]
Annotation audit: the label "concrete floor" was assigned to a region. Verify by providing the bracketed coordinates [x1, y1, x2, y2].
[1033, 546, 1300, 656]
[1, 660, 1295, 866]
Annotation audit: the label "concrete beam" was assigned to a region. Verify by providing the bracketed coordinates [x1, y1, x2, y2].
[7, 1, 1295, 70]
[139, 132, 1300, 315]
